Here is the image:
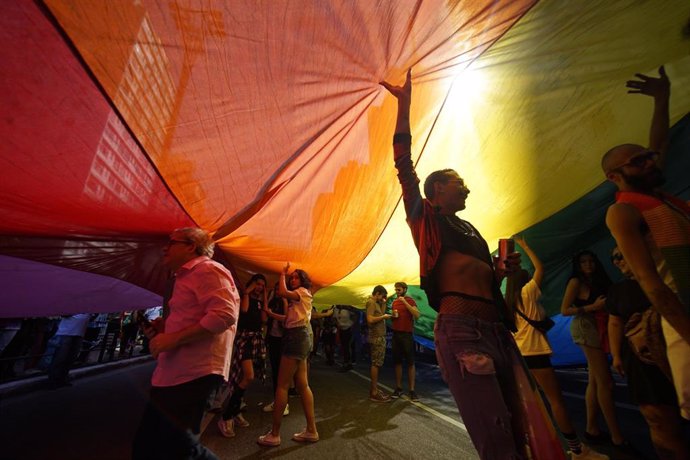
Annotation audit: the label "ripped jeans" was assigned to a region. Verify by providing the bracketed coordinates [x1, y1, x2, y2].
[435, 314, 526, 460]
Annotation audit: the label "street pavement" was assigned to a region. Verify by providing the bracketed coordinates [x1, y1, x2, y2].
[0, 352, 661, 460]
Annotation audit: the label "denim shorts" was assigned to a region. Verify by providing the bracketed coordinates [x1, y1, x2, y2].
[570, 314, 601, 348]
[282, 326, 311, 360]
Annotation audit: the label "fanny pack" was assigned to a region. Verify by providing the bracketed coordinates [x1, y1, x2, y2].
[624, 309, 672, 381]
[516, 297, 555, 334]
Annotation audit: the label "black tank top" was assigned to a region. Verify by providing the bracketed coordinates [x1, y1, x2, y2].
[437, 214, 492, 266]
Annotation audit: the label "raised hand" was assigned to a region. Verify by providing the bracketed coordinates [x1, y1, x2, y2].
[626, 66, 670, 99]
[283, 262, 290, 274]
[513, 234, 527, 249]
[380, 68, 412, 104]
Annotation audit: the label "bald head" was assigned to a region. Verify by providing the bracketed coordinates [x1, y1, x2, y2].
[601, 143, 645, 174]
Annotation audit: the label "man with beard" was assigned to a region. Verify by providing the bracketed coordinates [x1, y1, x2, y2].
[381, 71, 564, 459]
[603, 66, 690, 421]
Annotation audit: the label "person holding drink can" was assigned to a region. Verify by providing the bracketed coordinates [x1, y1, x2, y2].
[390, 282, 421, 401]
[381, 70, 565, 459]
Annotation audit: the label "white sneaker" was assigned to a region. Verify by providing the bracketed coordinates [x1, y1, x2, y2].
[262, 401, 289, 416]
[571, 444, 609, 460]
[233, 413, 249, 427]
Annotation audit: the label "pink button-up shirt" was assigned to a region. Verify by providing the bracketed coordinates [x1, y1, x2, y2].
[152, 256, 239, 387]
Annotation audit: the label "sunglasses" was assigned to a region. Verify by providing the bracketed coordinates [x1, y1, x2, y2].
[610, 253, 624, 262]
[608, 150, 658, 172]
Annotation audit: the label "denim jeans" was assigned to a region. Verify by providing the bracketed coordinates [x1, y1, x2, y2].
[434, 314, 526, 460]
[48, 335, 83, 385]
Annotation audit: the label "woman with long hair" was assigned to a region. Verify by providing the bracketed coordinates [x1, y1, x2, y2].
[508, 238, 606, 459]
[218, 273, 267, 438]
[257, 263, 318, 446]
[261, 283, 290, 415]
[561, 250, 626, 448]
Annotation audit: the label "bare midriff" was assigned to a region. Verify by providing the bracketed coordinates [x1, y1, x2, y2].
[436, 251, 495, 302]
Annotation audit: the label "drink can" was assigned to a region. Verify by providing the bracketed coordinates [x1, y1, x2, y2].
[497, 238, 514, 271]
[392, 309, 399, 318]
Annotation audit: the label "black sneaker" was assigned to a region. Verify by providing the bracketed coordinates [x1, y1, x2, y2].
[391, 388, 403, 399]
[409, 390, 419, 402]
[583, 431, 610, 445]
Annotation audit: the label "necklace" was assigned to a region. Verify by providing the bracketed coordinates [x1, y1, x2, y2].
[443, 215, 478, 238]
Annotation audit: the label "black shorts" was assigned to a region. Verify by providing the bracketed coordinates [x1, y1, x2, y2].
[392, 331, 414, 365]
[523, 354, 552, 370]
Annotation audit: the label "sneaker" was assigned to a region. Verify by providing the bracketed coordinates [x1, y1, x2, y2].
[369, 390, 391, 403]
[292, 429, 319, 443]
[262, 401, 289, 415]
[233, 413, 249, 428]
[391, 388, 403, 399]
[217, 418, 235, 438]
[409, 390, 419, 402]
[257, 431, 281, 447]
[262, 401, 275, 413]
[583, 431, 610, 445]
[571, 444, 609, 460]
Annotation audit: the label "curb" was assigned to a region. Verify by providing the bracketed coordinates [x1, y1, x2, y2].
[0, 355, 153, 398]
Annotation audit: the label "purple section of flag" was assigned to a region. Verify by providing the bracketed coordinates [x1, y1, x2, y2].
[0, 255, 162, 317]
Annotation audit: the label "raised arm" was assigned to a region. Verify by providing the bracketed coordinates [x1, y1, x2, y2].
[381, 70, 425, 223]
[240, 281, 256, 314]
[625, 66, 670, 160]
[380, 69, 411, 136]
[399, 296, 421, 320]
[514, 235, 544, 288]
[277, 262, 300, 302]
[366, 299, 391, 325]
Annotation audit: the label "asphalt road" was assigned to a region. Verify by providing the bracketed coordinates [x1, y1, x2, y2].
[0, 353, 663, 460]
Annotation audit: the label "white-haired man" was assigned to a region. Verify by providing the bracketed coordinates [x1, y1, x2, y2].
[132, 227, 240, 460]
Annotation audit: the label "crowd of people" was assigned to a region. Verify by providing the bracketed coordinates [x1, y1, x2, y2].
[5, 61, 678, 460]
[0, 309, 160, 386]
[381, 64, 689, 460]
